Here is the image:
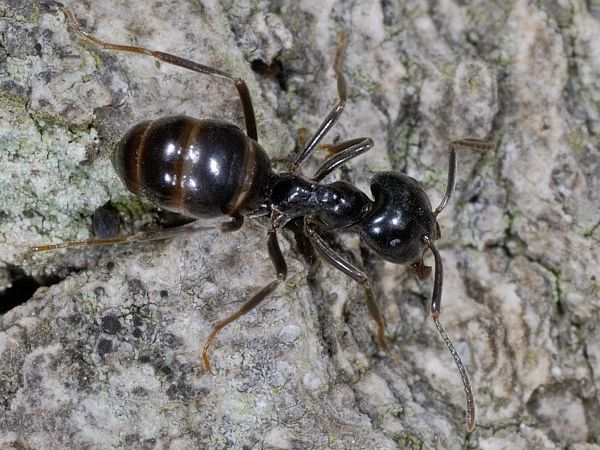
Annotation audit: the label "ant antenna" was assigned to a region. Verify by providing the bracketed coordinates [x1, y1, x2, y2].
[423, 235, 475, 432]
[434, 139, 495, 217]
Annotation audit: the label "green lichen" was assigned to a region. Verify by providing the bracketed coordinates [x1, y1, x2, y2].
[5, 1, 40, 23]
[383, 26, 404, 43]
[582, 220, 600, 239]
[467, 72, 480, 92]
[394, 431, 425, 450]
[379, 402, 404, 421]
[567, 129, 585, 154]
[348, 67, 381, 95]
[0, 92, 29, 115]
[112, 197, 154, 219]
[428, 166, 447, 187]
[440, 62, 455, 78]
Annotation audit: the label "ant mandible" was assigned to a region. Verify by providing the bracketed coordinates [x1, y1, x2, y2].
[30, 7, 494, 432]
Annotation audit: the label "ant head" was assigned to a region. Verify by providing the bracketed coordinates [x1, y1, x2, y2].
[357, 141, 493, 432]
[358, 172, 438, 265]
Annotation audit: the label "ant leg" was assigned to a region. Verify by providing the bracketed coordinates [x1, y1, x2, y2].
[27, 216, 241, 254]
[284, 217, 318, 276]
[434, 138, 495, 216]
[60, 7, 258, 141]
[288, 32, 349, 173]
[311, 137, 373, 182]
[29, 221, 199, 253]
[294, 127, 311, 154]
[422, 235, 476, 432]
[201, 226, 287, 373]
[220, 214, 244, 232]
[304, 220, 399, 362]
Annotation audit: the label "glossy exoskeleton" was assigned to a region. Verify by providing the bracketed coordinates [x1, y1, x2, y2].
[33, 7, 494, 432]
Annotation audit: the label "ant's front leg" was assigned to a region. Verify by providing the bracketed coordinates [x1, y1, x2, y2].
[303, 219, 400, 363]
[288, 32, 349, 173]
[311, 137, 373, 182]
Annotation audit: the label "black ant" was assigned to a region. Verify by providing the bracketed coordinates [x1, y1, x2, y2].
[27, 7, 494, 432]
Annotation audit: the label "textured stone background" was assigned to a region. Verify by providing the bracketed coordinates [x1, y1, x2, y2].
[0, 0, 599, 449]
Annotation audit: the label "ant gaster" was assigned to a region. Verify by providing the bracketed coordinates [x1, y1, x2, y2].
[31, 7, 494, 432]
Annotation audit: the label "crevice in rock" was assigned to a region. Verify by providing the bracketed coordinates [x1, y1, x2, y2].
[251, 58, 289, 92]
[0, 264, 63, 314]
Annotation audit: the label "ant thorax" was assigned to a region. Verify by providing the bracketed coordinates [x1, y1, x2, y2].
[269, 173, 370, 230]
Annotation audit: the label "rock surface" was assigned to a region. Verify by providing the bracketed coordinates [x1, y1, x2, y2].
[0, 0, 598, 449]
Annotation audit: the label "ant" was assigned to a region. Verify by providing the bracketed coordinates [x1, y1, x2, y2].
[27, 7, 494, 432]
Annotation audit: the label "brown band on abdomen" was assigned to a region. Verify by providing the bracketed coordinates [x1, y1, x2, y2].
[134, 121, 153, 196]
[176, 119, 202, 215]
[226, 138, 257, 215]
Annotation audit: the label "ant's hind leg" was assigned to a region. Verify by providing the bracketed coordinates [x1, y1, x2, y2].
[60, 7, 258, 141]
[27, 221, 208, 254]
[26, 217, 242, 255]
[201, 227, 288, 373]
[304, 221, 400, 363]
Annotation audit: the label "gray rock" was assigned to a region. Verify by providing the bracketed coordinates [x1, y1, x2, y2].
[0, 0, 598, 449]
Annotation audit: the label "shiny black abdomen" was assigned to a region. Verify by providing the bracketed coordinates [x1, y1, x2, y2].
[112, 116, 273, 218]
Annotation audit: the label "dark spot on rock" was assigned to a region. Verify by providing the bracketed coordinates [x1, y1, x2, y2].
[166, 384, 178, 400]
[159, 365, 173, 377]
[124, 434, 140, 445]
[465, 277, 487, 304]
[128, 279, 147, 297]
[106, 261, 115, 271]
[160, 290, 169, 299]
[197, 387, 209, 396]
[251, 58, 288, 91]
[101, 315, 122, 334]
[94, 286, 106, 299]
[25, 371, 42, 388]
[132, 386, 148, 396]
[76, 362, 94, 390]
[133, 328, 142, 338]
[66, 314, 84, 326]
[139, 355, 151, 364]
[92, 202, 120, 238]
[132, 314, 143, 327]
[37, 70, 53, 84]
[166, 381, 192, 401]
[97, 338, 113, 358]
[160, 333, 180, 348]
